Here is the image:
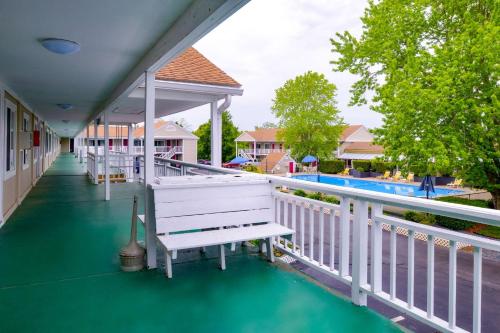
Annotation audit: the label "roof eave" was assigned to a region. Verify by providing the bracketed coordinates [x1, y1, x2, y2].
[154, 79, 243, 96]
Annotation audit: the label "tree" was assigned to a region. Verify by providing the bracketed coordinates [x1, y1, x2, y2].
[271, 71, 345, 160]
[331, 0, 499, 207]
[255, 121, 278, 129]
[194, 111, 240, 163]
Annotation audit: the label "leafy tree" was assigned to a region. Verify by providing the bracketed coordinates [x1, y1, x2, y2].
[271, 71, 345, 160]
[255, 121, 278, 129]
[194, 111, 240, 163]
[331, 0, 499, 207]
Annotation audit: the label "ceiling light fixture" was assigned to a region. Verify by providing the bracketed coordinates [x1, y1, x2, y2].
[41, 38, 80, 55]
[57, 103, 73, 111]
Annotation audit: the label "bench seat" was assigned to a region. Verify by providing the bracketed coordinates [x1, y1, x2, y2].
[158, 224, 293, 251]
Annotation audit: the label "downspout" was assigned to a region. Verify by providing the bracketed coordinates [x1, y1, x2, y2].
[217, 94, 232, 114]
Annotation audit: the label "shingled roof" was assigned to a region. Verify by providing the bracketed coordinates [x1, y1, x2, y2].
[340, 125, 364, 141]
[156, 47, 241, 88]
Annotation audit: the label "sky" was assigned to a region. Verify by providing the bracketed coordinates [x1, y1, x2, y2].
[165, 0, 383, 132]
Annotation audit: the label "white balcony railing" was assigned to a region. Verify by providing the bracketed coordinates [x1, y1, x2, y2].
[141, 159, 500, 333]
[133, 146, 182, 155]
[239, 148, 285, 155]
[86, 152, 135, 182]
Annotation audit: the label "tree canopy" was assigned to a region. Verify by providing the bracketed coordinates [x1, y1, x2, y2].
[255, 121, 278, 129]
[271, 71, 345, 160]
[194, 111, 240, 163]
[331, 0, 499, 207]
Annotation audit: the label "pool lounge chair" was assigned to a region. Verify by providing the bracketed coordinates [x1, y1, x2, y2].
[390, 171, 401, 181]
[338, 168, 350, 176]
[447, 178, 463, 188]
[401, 172, 414, 183]
[377, 171, 391, 179]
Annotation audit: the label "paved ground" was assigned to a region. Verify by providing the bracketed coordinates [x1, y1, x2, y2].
[0, 154, 401, 333]
[282, 206, 500, 332]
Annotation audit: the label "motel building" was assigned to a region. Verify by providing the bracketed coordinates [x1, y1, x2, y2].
[0, 2, 499, 333]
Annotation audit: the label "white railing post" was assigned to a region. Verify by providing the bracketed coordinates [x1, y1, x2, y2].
[93, 119, 99, 184]
[371, 203, 383, 293]
[473, 246, 482, 333]
[339, 196, 350, 277]
[104, 111, 110, 201]
[351, 199, 368, 306]
[144, 70, 156, 269]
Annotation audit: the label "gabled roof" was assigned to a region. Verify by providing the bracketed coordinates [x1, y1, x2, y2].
[236, 128, 282, 142]
[260, 152, 287, 173]
[340, 125, 364, 141]
[133, 120, 197, 140]
[156, 47, 241, 88]
[343, 142, 384, 154]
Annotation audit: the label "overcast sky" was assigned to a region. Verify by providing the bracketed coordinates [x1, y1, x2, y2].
[166, 0, 382, 131]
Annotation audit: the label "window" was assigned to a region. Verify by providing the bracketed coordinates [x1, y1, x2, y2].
[22, 112, 30, 170]
[4, 99, 17, 179]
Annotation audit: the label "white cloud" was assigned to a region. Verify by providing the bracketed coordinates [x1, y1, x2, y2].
[166, 0, 382, 131]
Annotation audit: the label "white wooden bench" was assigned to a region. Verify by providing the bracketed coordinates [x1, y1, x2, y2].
[139, 174, 294, 278]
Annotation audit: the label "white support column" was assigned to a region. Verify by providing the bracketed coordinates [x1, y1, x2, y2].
[351, 199, 368, 306]
[128, 124, 133, 155]
[210, 101, 221, 167]
[0, 89, 5, 226]
[86, 125, 89, 160]
[104, 111, 110, 201]
[93, 119, 99, 185]
[144, 70, 157, 269]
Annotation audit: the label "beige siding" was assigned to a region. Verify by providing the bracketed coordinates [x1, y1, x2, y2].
[344, 127, 373, 142]
[182, 139, 198, 164]
[3, 176, 17, 217]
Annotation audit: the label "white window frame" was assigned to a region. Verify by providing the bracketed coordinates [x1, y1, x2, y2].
[33, 118, 39, 163]
[22, 112, 30, 170]
[4, 99, 17, 180]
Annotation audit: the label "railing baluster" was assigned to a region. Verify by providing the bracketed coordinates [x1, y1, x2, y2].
[319, 206, 324, 266]
[339, 197, 350, 277]
[300, 204, 305, 257]
[371, 204, 383, 293]
[291, 200, 297, 253]
[473, 246, 482, 333]
[276, 198, 281, 246]
[309, 205, 314, 260]
[329, 210, 335, 271]
[449, 240, 457, 330]
[407, 229, 415, 309]
[390, 224, 397, 300]
[426, 235, 435, 319]
[283, 198, 289, 248]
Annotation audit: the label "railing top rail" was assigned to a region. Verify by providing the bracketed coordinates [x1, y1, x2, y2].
[269, 176, 500, 226]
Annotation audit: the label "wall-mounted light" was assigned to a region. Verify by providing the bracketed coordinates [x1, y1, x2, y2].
[41, 38, 80, 55]
[57, 103, 73, 111]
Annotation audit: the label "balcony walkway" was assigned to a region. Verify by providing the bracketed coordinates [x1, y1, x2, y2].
[0, 154, 401, 333]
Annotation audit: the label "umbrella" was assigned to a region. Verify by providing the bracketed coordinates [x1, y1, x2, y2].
[229, 156, 248, 164]
[302, 155, 317, 163]
[418, 175, 435, 199]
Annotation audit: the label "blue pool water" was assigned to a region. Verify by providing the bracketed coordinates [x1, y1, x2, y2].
[292, 175, 464, 198]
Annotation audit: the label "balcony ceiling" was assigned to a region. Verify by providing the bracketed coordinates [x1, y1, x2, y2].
[0, 0, 246, 136]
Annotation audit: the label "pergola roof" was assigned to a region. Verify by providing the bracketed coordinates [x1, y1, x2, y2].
[156, 48, 240, 88]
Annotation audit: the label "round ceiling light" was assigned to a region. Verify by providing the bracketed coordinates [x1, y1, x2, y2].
[57, 103, 73, 111]
[41, 38, 80, 55]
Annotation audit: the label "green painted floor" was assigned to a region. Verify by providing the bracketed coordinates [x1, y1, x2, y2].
[0, 154, 401, 333]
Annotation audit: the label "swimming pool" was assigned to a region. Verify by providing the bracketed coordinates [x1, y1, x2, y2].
[292, 174, 464, 198]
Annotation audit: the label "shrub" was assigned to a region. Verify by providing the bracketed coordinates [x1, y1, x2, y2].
[319, 160, 345, 174]
[307, 192, 323, 201]
[356, 167, 365, 172]
[372, 160, 394, 173]
[404, 211, 435, 225]
[242, 164, 262, 173]
[324, 195, 340, 204]
[293, 189, 307, 197]
[352, 160, 372, 172]
[435, 216, 475, 231]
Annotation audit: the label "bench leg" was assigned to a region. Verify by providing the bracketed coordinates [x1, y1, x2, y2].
[219, 244, 226, 270]
[259, 239, 266, 253]
[200, 247, 206, 254]
[172, 250, 177, 260]
[266, 237, 274, 263]
[231, 242, 236, 252]
[165, 250, 173, 278]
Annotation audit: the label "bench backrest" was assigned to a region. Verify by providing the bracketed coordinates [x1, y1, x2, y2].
[151, 176, 274, 235]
